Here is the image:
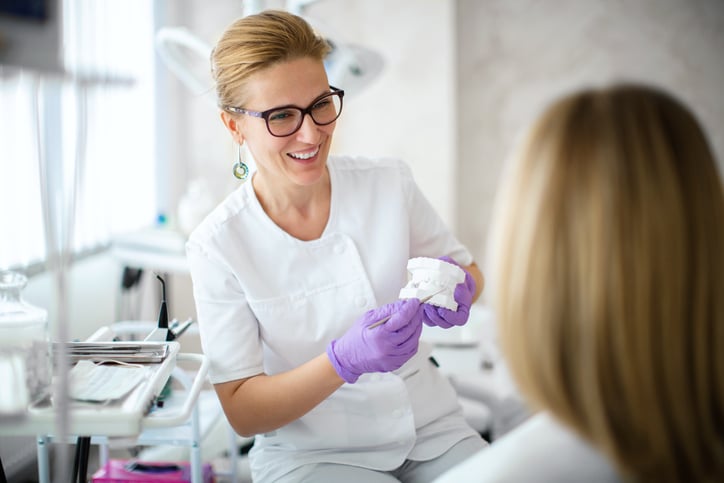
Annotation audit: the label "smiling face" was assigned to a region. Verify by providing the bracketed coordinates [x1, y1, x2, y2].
[221, 57, 337, 195]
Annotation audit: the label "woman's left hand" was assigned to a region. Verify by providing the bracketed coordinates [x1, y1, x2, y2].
[422, 256, 476, 329]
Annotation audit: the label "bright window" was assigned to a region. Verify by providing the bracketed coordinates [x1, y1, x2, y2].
[0, 0, 157, 271]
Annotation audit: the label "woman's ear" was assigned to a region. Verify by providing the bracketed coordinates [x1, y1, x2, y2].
[220, 111, 244, 145]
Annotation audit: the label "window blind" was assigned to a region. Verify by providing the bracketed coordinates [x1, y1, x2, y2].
[0, 0, 157, 272]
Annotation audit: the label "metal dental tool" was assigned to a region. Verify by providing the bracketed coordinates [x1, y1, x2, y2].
[367, 287, 447, 330]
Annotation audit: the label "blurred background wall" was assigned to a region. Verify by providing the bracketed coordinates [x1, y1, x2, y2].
[455, 0, 724, 272]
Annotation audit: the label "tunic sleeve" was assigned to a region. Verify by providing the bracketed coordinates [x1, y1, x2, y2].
[186, 238, 265, 384]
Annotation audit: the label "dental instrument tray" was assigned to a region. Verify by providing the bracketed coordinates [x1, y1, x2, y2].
[57, 341, 170, 363]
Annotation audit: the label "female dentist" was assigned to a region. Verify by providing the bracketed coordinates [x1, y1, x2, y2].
[185, 9, 486, 483]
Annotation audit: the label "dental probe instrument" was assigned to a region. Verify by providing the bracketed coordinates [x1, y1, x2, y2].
[367, 287, 447, 330]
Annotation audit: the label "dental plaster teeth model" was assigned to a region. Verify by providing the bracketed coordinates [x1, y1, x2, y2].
[398, 257, 465, 311]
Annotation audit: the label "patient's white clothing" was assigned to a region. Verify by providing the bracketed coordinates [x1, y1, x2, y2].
[432, 412, 622, 483]
[186, 156, 479, 482]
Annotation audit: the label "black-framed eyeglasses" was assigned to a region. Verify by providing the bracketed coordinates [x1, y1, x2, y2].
[225, 86, 345, 137]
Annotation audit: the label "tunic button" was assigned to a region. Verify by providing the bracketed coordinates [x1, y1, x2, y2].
[334, 243, 345, 254]
[393, 409, 403, 418]
[355, 296, 366, 307]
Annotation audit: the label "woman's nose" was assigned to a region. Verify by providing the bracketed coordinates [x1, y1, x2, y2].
[295, 113, 322, 141]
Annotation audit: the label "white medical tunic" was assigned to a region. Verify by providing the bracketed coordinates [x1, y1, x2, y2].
[186, 156, 479, 481]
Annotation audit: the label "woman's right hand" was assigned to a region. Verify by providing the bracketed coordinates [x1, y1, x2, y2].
[326, 299, 424, 383]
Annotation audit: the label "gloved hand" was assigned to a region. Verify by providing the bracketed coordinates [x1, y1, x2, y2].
[327, 298, 424, 383]
[422, 256, 476, 329]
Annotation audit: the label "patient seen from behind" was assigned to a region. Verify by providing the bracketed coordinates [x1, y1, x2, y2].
[435, 83, 724, 482]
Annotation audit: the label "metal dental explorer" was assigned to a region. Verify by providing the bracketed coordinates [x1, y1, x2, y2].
[367, 287, 447, 330]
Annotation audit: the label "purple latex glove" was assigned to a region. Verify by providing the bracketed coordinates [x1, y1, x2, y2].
[422, 256, 476, 329]
[327, 298, 424, 383]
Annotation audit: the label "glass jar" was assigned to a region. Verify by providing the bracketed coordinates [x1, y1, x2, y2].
[0, 271, 51, 417]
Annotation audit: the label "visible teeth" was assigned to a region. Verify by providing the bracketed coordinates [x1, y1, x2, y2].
[289, 148, 319, 160]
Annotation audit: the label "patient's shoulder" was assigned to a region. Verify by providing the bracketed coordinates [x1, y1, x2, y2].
[433, 412, 621, 483]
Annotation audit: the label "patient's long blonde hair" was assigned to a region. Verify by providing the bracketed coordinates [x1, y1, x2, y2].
[489, 83, 724, 482]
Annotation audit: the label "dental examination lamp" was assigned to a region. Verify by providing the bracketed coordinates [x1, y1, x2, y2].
[154, 26, 215, 102]
[154, 1, 385, 105]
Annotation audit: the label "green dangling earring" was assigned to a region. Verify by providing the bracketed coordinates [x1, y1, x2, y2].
[233, 144, 249, 180]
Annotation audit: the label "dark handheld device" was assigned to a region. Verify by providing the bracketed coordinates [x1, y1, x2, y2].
[155, 274, 172, 341]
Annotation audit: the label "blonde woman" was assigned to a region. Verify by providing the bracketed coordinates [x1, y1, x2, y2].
[186, 10, 486, 483]
[435, 84, 724, 482]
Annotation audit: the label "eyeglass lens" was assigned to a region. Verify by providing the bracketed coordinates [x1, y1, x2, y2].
[266, 92, 342, 136]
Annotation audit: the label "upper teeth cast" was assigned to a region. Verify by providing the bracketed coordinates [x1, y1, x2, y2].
[289, 148, 319, 160]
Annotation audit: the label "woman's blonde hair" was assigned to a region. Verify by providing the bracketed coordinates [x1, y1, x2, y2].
[211, 9, 331, 110]
[489, 83, 724, 482]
